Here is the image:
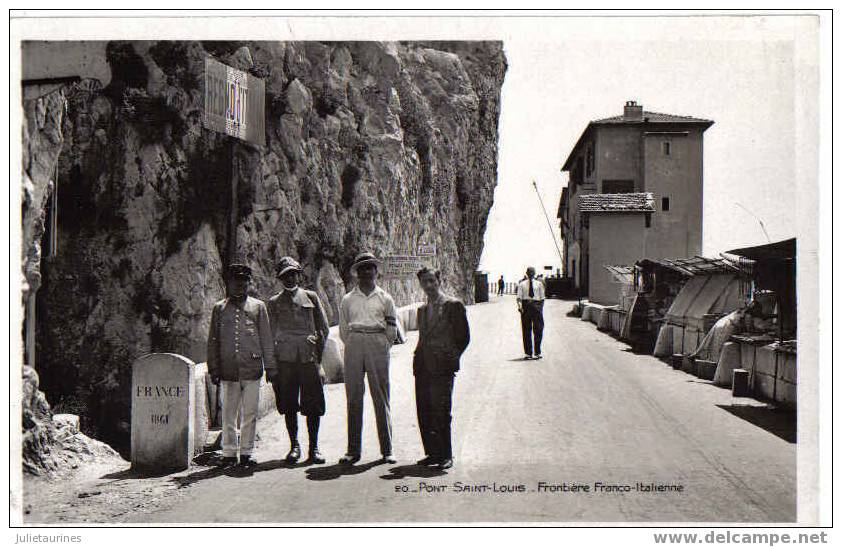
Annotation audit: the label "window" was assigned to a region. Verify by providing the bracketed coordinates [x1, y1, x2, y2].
[645, 214, 652, 228]
[663, 141, 671, 155]
[586, 143, 595, 175]
[602, 179, 635, 193]
[662, 197, 670, 211]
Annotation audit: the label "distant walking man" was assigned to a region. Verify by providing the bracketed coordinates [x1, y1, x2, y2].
[339, 252, 399, 465]
[267, 257, 330, 465]
[516, 266, 546, 360]
[413, 267, 470, 470]
[498, 275, 505, 296]
[207, 261, 276, 467]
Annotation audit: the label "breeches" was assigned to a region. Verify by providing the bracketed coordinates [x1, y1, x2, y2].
[272, 361, 325, 416]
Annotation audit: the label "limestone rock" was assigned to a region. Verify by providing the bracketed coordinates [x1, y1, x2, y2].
[25, 40, 506, 456]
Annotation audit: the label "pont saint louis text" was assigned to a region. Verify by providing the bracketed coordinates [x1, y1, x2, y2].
[395, 481, 685, 494]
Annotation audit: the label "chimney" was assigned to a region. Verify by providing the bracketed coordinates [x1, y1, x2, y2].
[624, 100, 643, 121]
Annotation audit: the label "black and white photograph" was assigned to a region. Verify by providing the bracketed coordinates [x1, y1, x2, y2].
[9, 9, 832, 536]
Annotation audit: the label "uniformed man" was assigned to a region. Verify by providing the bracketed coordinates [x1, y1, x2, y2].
[207, 262, 276, 467]
[338, 252, 398, 465]
[266, 257, 330, 465]
[516, 266, 546, 360]
[413, 267, 470, 470]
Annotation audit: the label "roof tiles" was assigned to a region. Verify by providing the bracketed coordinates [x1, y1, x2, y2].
[592, 110, 713, 125]
[579, 192, 655, 213]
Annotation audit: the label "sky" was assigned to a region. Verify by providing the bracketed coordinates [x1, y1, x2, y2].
[479, 18, 816, 282]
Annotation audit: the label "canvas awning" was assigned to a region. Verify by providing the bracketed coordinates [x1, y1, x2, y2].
[665, 273, 743, 330]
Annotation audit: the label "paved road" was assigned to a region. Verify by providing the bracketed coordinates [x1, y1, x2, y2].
[134, 296, 796, 524]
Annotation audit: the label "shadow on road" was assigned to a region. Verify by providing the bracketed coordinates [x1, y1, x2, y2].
[304, 460, 385, 481]
[100, 467, 173, 481]
[379, 464, 446, 480]
[716, 404, 797, 443]
[171, 466, 230, 487]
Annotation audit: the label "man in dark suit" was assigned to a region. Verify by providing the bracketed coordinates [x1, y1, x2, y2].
[413, 267, 470, 470]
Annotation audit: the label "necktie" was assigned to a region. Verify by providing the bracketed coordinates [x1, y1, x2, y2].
[528, 279, 534, 298]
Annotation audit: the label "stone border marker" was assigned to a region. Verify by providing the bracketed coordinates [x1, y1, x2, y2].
[131, 353, 195, 472]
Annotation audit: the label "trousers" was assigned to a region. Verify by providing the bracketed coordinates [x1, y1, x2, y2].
[220, 379, 260, 457]
[520, 300, 545, 356]
[343, 331, 392, 456]
[415, 372, 455, 459]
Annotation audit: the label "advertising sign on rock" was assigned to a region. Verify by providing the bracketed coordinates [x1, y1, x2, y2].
[203, 57, 265, 147]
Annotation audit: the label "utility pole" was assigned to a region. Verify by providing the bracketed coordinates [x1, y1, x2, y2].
[532, 180, 564, 267]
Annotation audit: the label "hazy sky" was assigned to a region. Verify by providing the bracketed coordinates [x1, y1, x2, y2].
[479, 19, 816, 282]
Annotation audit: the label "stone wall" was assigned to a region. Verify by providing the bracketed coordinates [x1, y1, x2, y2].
[28, 40, 506, 455]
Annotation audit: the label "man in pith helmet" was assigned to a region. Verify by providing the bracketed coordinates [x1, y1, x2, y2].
[267, 257, 330, 464]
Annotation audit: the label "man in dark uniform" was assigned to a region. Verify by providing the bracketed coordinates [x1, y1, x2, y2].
[267, 257, 330, 464]
[207, 262, 276, 468]
[498, 275, 505, 296]
[413, 267, 470, 470]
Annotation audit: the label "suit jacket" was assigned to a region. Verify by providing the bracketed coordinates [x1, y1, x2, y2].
[207, 296, 277, 381]
[413, 295, 470, 376]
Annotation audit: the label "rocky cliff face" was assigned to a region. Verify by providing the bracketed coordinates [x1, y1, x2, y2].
[29, 40, 505, 455]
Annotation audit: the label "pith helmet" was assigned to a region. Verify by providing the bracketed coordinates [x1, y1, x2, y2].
[276, 256, 303, 277]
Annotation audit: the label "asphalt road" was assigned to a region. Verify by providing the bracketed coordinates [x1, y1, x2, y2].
[133, 296, 796, 524]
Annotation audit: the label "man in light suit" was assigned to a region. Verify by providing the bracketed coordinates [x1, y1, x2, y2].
[413, 267, 470, 470]
[338, 252, 399, 465]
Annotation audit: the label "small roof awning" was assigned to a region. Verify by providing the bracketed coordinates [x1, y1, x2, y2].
[636, 256, 740, 277]
[726, 238, 796, 261]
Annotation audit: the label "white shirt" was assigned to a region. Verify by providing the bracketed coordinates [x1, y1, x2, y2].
[339, 285, 398, 343]
[516, 277, 546, 301]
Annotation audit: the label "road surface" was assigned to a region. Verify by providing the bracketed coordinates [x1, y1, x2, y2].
[70, 297, 800, 523]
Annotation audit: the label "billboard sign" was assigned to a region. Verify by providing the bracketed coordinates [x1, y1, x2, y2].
[203, 57, 265, 147]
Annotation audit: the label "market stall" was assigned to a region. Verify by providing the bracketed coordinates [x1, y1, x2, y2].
[718, 238, 797, 408]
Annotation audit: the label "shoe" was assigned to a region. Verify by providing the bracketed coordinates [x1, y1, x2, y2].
[436, 458, 453, 470]
[239, 455, 256, 467]
[217, 456, 238, 467]
[382, 454, 397, 464]
[534, 353, 543, 360]
[308, 447, 326, 464]
[524, 354, 533, 360]
[339, 453, 361, 465]
[416, 456, 439, 466]
[286, 443, 301, 463]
